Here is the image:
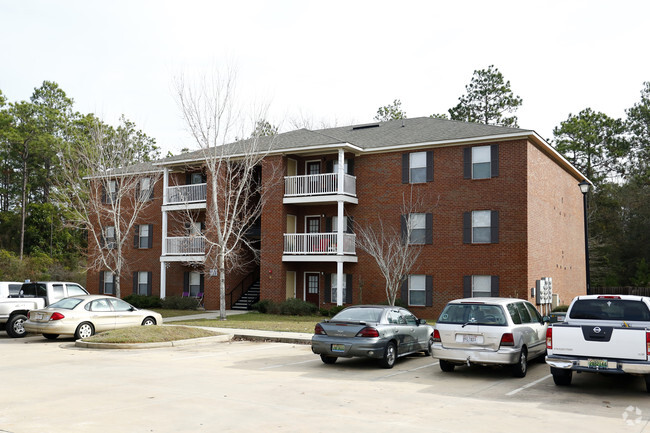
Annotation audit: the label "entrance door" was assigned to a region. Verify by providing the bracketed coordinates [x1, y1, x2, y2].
[306, 217, 320, 253]
[306, 161, 320, 175]
[305, 273, 319, 304]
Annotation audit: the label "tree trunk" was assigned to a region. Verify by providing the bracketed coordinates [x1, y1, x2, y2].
[19, 150, 28, 260]
[219, 252, 226, 320]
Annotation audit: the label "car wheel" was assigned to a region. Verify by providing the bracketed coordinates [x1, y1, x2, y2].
[551, 367, 572, 386]
[6, 314, 27, 338]
[645, 375, 650, 393]
[512, 348, 528, 378]
[43, 334, 59, 340]
[141, 317, 156, 326]
[379, 341, 397, 369]
[439, 360, 455, 372]
[75, 322, 95, 340]
[320, 355, 337, 365]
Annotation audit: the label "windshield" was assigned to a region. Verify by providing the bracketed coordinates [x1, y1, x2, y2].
[48, 297, 84, 310]
[569, 299, 650, 321]
[332, 307, 383, 323]
[438, 304, 508, 326]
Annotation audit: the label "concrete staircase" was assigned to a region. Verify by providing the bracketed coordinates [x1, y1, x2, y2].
[231, 281, 260, 310]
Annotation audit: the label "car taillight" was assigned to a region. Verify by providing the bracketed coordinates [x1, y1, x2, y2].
[356, 327, 380, 338]
[546, 327, 553, 349]
[597, 295, 621, 299]
[314, 324, 327, 335]
[499, 333, 515, 347]
[50, 312, 65, 321]
[27, 311, 32, 319]
[432, 329, 441, 342]
[646, 331, 650, 357]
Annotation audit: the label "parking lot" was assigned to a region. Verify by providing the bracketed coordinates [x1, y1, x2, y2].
[1, 334, 649, 433]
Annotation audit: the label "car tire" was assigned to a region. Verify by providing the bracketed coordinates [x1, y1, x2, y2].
[512, 348, 528, 378]
[141, 317, 156, 326]
[43, 333, 59, 340]
[551, 367, 572, 386]
[320, 355, 337, 365]
[645, 375, 650, 393]
[6, 314, 27, 338]
[379, 341, 397, 369]
[75, 322, 94, 340]
[439, 360, 455, 372]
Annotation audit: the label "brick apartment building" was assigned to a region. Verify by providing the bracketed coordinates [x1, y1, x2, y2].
[87, 117, 589, 318]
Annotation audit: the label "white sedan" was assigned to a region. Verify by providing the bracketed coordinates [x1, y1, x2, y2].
[24, 295, 162, 340]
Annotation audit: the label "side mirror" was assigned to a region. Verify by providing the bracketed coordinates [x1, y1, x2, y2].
[542, 315, 550, 323]
[418, 319, 427, 325]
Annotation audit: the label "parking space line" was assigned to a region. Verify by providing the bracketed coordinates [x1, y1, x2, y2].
[377, 362, 439, 379]
[260, 359, 320, 370]
[505, 374, 552, 396]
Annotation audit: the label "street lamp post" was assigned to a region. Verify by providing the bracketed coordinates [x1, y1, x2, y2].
[578, 180, 591, 295]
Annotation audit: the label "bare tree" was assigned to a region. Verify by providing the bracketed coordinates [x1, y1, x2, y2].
[57, 119, 160, 298]
[355, 190, 438, 306]
[175, 71, 281, 320]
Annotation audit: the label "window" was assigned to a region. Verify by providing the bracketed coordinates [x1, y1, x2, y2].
[103, 180, 117, 203]
[525, 303, 543, 323]
[463, 211, 498, 244]
[102, 271, 114, 295]
[134, 271, 151, 296]
[190, 173, 203, 184]
[189, 271, 201, 296]
[331, 274, 347, 304]
[402, 151, 433, 184]
[90, 299, 112, 312]
[134, 224, 152, 249]
[104, 226, 116, 249]
[471, 275, 492, 297]
[138, 177, 153, 201]
[409, 152, 427, 183]
[408, 213, 427, 244]
[408, 275, 426, 306]
[472, 211, 491, 243]
[515, 302, 533, 323]
[108, 298, 133, 312]
[52, 284, 64, 299]
[464, 145, 499, 180]
[332, 159, 350, 174]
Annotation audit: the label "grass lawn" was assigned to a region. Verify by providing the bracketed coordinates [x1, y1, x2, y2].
[83, 325, 220, 344]
[172, 313, 323, 333]
[152, 309, 210, 318]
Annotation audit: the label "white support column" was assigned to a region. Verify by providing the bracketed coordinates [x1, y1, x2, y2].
[337, 148, 344, 194]
[161, 210, 168, 256]
[337, 148, 344, 256]
[160, 262, 167, 299]
[336, 260, 344, 307]
[163, 167, 169, 205]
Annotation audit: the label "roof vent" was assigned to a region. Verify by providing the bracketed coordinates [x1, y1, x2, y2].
[352, 123, 380, 130]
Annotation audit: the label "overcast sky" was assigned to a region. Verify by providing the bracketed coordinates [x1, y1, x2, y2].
[1, 1, 649, 156]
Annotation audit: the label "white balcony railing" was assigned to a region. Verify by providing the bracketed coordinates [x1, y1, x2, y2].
[166, 183, 207, 204]
[165, 236, 206, 255]
[284, 173, 356, 197]
[283, 233, 356, 255]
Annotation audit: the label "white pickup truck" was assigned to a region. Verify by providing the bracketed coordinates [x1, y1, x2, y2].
[545, 294, 650, 392]
[0, 281, 89, 338]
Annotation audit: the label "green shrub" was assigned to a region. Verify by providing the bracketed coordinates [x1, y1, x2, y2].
[252, 299, 273, 313]
[328, 305, 346, 317]
[552, 304, 569, 312]
[160, 295, 200, 310]
[279, 298, 318, 316]
[123, 294, 162, 309]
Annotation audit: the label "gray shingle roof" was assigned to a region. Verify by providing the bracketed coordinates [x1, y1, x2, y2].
[157, 117, 532, 166]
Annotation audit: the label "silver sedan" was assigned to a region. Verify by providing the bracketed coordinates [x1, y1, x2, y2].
[430, 297, 548, 377]
[24, 295, 163, 340]
[311, 305, 434, 369]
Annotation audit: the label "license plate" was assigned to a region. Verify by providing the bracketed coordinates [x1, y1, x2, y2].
[35, 313, 44, 320]
[331, 344, 345, 352]
[588, 359, 608, 368]
[462, 334, 480, 343]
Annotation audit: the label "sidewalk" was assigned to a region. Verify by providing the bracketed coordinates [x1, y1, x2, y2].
[163, 310, 313, 345]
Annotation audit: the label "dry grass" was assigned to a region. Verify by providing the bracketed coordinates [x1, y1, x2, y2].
[173, 313, 322, 333]
[83, 325, 220, 343]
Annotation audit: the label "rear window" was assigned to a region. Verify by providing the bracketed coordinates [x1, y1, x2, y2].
[332, 307, 383, 323]
[48, 298, 84, 310]
[18, 283, 47, 298]
[438, 304, 507, 326]
[569, 299, 650, 321]
[8, 284, 21, 296]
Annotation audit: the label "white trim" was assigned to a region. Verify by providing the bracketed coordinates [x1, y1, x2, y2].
[282, 255, 358, 263]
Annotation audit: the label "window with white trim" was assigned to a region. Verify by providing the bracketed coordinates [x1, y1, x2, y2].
[472, 146, 491, 179]
[139, 177, 152, 201]
[103, 271, 114, 295]
[105, 226, 116, 249]
[137, 271, 149, 295]
[189, 271, 201, 296]
[409, 152, 427, 183]
[138, 225, 150, 249]
[408, 275, 426, 306]
[472, 211, 491, 243]
[472, 275, 492, 297]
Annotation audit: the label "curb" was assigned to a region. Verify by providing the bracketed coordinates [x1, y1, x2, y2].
[75, 333, 232, 350]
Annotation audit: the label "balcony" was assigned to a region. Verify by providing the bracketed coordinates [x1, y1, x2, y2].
[164, 183, 207, 209]
[161, 236, 206, 262]
[283, 173, 357, 204]
[282, 233, 357, 263]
